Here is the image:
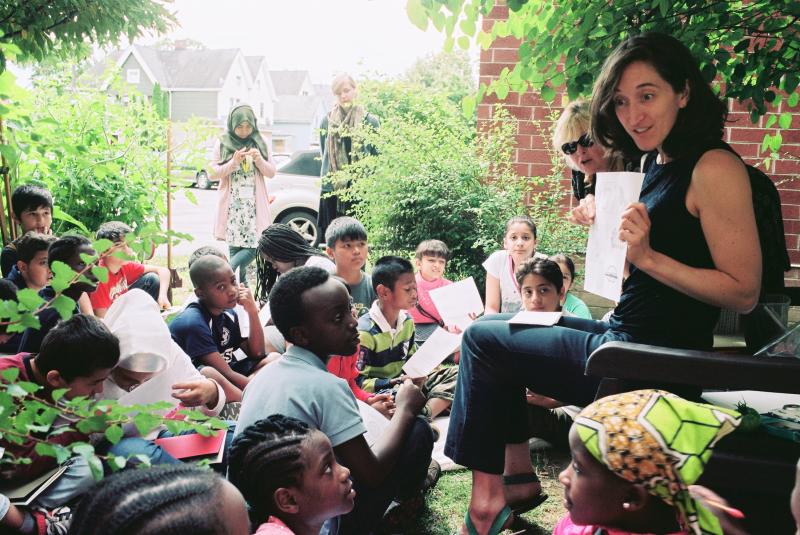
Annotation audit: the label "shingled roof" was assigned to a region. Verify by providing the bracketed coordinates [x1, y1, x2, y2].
[269, 70, 310, 95]
[115, 45, 243, 89]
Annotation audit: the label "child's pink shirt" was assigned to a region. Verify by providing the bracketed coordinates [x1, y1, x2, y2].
[407, 273, 451, 325]
[254, 516, 294, 534]
[552, 514, 687, 535]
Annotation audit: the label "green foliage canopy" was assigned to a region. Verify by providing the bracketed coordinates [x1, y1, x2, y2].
[408, 0, 800, 160]
[0, 0, 175, 72]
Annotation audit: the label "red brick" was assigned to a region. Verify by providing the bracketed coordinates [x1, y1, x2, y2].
[782, 204, 800, 220]
[728, 127, 770, 143]
[486, 5, 509, 20]
[533, 106, 557, 121]
[515, 134, 532, 150]
[790, 249, 800, 264]
[520, 92, 545, 107]
[514, 162, 530, 177]
[481, 63, 507, 77]
[782, 129, 800, 144]
[727, 112, 757, 127]
[728, 142, 760, 159]
[506, 105, 532, 120]
[779, 190, 800, 205]
[530, 134, 550, 151]
[480, 49, 493, 64]
[784, 219, 800, 235]
[517, 148, 549, 165]
[774, 159, 800, 176]
[493, 48, 520, 63]
[530, 162, 553, 178]
[492, 36, 522, 49]
[477, 106, 492, 121]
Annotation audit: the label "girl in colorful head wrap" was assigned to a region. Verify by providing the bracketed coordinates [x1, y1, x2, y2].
[211, 104, 276, 284]
[556, 389, 740, 535]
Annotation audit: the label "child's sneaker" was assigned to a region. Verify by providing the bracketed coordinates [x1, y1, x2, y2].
[32, 506, 72, 535]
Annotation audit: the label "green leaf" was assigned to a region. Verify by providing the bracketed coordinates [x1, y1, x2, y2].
[406, 0, 429, 31]
[34, 442, 57, 458]
[16, 289, 45, 311]
[0, 144, 17, 168]
[779, 112, 793, 129]
[51, 206, 89, 234]
[765, 115, 777, 129]
[88, 456, 104, 481]
[104, 425, 124, 445]
[462, 95, 477, 117]
[761, 133, 772, 153]
[51, 295, 76, 321]
[50, 261, 76, 293]
[770, 132, 783, 152]
[91, 266, 108, 283]
[91, 239, 114, 254]
[108, 455, 127, 471]
[1, 368, 19, 383]
[788, 92, 799, 108]
[540, 85, 556, 102]
[51, 388, 68, 402]
[133, 412, 161, 436]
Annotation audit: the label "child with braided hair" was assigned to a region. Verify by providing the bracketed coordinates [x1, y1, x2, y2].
[67, 464, 250, 535]
[229, 414, 356, 535]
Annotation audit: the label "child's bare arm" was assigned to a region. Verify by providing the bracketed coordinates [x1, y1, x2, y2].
[142, 264, 172, 308]
[333, 379, 426, 488]
[485, 274, 501, 314]
[196, 351, 249, 391]
[238, 284, 265, 359]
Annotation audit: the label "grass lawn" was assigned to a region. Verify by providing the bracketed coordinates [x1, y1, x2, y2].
[409, 449, 571, 534]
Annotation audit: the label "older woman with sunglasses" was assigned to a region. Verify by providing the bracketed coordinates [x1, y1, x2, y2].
[552, 99, 625, 226]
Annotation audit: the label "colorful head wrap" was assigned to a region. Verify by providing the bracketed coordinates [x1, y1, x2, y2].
[574, 390, 741, 535]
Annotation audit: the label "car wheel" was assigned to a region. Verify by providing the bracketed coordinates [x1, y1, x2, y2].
[196, 170, 211, 189]
[278, 210, 320, 247]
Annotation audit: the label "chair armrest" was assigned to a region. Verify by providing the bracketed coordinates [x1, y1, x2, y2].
[586, 341, 800, 394]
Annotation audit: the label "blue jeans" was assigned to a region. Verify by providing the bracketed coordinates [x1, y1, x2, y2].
[228, 246, 257, 284]
[338, 416, 434, 535]
[444, 314, 631, 474]
[130, 271, 160, 302]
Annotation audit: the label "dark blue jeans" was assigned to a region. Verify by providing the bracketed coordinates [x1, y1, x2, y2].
[130, 271, 160, 301]
[338, 416, 434, 535]
[445, 314, 631, 474]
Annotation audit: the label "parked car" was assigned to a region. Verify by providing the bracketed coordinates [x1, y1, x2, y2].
[269, 149, 323, 246]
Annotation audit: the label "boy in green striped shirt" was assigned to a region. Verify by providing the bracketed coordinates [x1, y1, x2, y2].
[357, 256, 457, 420]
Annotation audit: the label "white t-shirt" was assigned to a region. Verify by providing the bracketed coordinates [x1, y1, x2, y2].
[482, 250, 547, 313]
[304, 254, 337, 273]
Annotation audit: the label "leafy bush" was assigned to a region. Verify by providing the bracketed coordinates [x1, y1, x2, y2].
[335, 80, 586, 289]
[1, 64, 212, 235]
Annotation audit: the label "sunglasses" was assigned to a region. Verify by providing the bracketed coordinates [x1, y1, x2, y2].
[561, 133, 594, 155]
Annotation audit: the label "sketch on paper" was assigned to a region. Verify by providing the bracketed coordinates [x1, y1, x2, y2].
[584, 171, 646, 302]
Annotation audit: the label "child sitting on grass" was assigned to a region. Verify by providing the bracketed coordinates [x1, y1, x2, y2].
[554, 389, 740, 535]
[229, 414, 356, 535]
[234, 266, 432, 535]
[358, 256, 458, 421]
[169, 255, 266, 393]
[407, 239, 452, 345]
[6, 232, 56, 291]
[67, 464, 250, 535]
[1, 184, 53, 277]
[324, 217, 374, 316]
[90, 221, 171, 317]
[517, 257, 567, 314]
[549, 253, 592, 319]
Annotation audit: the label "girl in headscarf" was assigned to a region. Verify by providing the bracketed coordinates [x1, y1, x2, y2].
[317, 74, 379, 236]
[211, 104, 276, 283]
[556, 389, 741, 535]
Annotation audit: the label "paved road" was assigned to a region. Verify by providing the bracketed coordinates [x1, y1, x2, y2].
[155, 186, 227, 259]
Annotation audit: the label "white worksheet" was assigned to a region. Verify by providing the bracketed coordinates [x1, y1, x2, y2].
[402, 327, 462, 378]
[584, 171, 646, 302]
[429, 277, 484, 331]
[508, 311, 562, 326]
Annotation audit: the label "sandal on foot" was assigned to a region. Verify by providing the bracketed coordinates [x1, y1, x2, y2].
[463, 505, 513, 535]
[503, 473, 548, 515]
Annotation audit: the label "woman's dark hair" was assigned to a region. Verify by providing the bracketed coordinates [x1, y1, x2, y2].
[68, 465, 230, 535]
[514, 257, 564, 294]
[256, 223, 327, 301]
[591, 32, 728, 160]
[549, 253, 576, 282]
[228, 414, 313, 523]
[505, 215, 537, 239]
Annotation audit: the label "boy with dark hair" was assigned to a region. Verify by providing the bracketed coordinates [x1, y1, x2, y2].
[0, 314, 119, 532]
[6, 232, 57, 291]
[409, 239, 453, 345]
[1, 184, 54, 277]
[169, 255, 266, 393]
[358, 256, 458, 421]
[234, 266, 433, 534]
[324, 216, 375, 317]
[90, 221, 171, 317]
[18, 235, 98, 353]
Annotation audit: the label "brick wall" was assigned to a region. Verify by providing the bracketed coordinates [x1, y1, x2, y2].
[480, 5, 800, 284]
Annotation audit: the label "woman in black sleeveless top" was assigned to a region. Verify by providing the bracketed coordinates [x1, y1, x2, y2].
[447, 33, 761, 535]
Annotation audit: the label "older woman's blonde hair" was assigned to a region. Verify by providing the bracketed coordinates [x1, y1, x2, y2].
[331, 73, 357, 96]
[552, 99, 624, 174]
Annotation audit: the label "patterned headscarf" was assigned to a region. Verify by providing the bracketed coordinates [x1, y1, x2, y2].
[574, 390, 741, 535]
[218, 104, 270, 164]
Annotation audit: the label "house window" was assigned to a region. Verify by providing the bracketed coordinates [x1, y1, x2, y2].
[236, 75, 242, 87]
[126, 69, 140, 84]
[256, 79, 261, 89]
[260, 103, 264, 118]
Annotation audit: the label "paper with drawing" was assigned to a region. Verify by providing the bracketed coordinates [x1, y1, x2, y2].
[584, 171, 646, 302]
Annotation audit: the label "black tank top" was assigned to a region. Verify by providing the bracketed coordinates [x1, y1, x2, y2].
[608, 145, 722, 349]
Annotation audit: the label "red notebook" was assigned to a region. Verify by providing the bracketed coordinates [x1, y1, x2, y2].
[154, 432, 225, 463]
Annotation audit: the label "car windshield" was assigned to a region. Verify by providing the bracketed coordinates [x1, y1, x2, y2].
[278, 151, 322, 177]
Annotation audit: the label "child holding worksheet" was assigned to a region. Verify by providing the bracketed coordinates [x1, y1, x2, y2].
[407, 240, 453, 345]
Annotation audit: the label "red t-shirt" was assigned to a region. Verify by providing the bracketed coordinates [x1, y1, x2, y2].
[327, 348, 371, 402]
[89, 260, 146, 309]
